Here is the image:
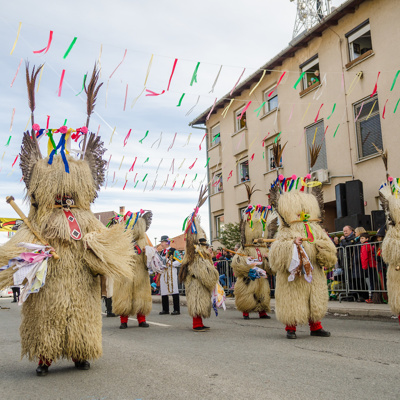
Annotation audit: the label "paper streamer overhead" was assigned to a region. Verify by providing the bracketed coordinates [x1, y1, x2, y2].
[210, 65, 222, 93]
[370, 71, 380, 97]
[382, 99, 389, 119]
[124, 129, 132, 147]
[10, 22, 22, 55]
[76, 74, 87, 96]
[199, 133, 207, 151]
[230, 68, 246, 95]
[254, 102, 266, 117]
[63, 37, 77, 59]
[237, 101, 251, 120]
[314, 103, 324, 122]
[190, 62, 201, 86]
[123, 84, 128, 111]
[109, 49, 127, 79]
[58, 69, 66, 97]
[146, 89, 165, 96]
[293, 72, 305, 89]
[139, 130, 149, 143]
[10, 58, 22, 88]
[177, 93, 185, 107]
[33, 30, 53, 54]
[249, 70, 266, 96]
[327, 103, 336, 120]
[188, 158, 197, 169]
[167, 133, 177, 151]
[185, 95, 200, 116]
[9, 108, 15, 132]
[206, 98, 217, 121]
[167, 58, 178, 91]
[269, 71, 286, 96]
[390, 70, 400, 91]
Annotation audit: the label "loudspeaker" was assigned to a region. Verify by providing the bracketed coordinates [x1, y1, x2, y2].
[371, 210, 386, 231]
[346, 180, 365, 216]
[335, 183, 347, 218]
[334, 214, 371, 232]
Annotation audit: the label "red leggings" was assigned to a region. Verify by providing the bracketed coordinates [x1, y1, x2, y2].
[285, 320, 323, 332]
[120, 314, 146, 324]
[193, 315, 204, 329]
[243, 311, 268, 318]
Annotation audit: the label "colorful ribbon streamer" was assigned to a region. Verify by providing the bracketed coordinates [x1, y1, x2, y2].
[124, 129, 132, 147]
[333, 124, 340, 138]
[204, 157, 210, 168]
[9, 108, 15, 132]
[10, 58, 22, 88]
[109, 49, 127, 78]
[75, 74, 87, 96]
[254, 102, 266, 117]
[129, 157, 137, 172]
[185, 95, 200, 116]
[199, 133, 207, 150]
[382, 99, 389, 119]
[327, 103, 336, 120]
[221, 99, 234, 118]
[177, 93, 185, 107]
[390, 70, 400, 91]
[63, 37, 77, 59]
[293, 72, 305, 89]
[10, 22, 22, 55]
[249, 70, 266, 96]
[206, 98, 217, 121]
[270, 71, 286, 96]
[370, 71, 380, 97]
[146, 89, 165, 96]
[394, 98, 400, 114]
[139, 130, 149, 143]
[237, 101, 251, 120]
[33, 30, 53, 54]
[167, 58, 178, 90]
[188, 158, 197, 169]
[190, 62, 201, 86]
[314, 103, 324, 122]
[58, 70, 65, 97]
[209, 65, 222, 93]
[123, 84, 128, 111]
[167, 133, 177, 151]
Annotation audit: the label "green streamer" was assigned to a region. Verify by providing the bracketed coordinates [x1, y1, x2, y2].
[327, 103, 336, 120]
[193, 173, 197, 181]
[75, 74, 87, 96]
[142, 173, 148, 182]
[182, 216, 189, 231]
[144, 157, 149, 163]
[139, 130, 149, 144]
[134, 181, 139, 188]
[204, 157, 210, 167]
[63, 119, 67, 126]
[333, 124, 340, 138]
[295, 177, 300, 190]
[394, 98, 400, 113]
[212, 133, 220, 142]
[254, 102, 266, 117]
[274, 132, 281, 143]
[5, 135, 11, 146]
[63, 37, 77, 59]
[47, 129, 57, 153]
[390, 70, 400, 91]
[177, 93, 185, 106]
[262, 151, 264, 159]
[293, 72, 305, 89]
[190, 62, 200, 86]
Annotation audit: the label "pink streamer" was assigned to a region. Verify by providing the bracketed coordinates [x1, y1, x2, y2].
[124, 129, 132, 147]
[123, 84, 128, 111]
[107, 154, 112, 170]
[199, 133, 207, 150]
[262, 133, 270, 147]
[382, 99, 389, 119]
[237, 101, 251, 120]
[129, 156, 137, 172]
[167, 132, 177, 151]
[268, 71, 286, 97]
[58, 69, 65, 97]
[230, 68, 246, 95]
[206, 98, 217, 121]
[167, 59, 178, 91]
[171, 181, 176, 191]
[12, 155, 18, 167]
[146, 89, 165, 96]
[227, 170, 233, 181]
[354, 102, 364, 122]
[10, 58, 22, 87]
[46, 115, 50, 129]
[236, 132, 245, 150]
[370, 71, 380, 97]
[109, 49, 127, 79]
[188, 158, 197, 169]
[33, 30, 53, 54]
[123, 180, 128, 190]
[314, 103, 324, 122]
[96, 125, 101, 137]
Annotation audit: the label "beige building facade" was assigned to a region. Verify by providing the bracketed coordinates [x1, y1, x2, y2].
[190, 0, 400, 246]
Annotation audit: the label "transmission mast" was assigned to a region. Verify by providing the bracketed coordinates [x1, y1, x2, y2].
[290, 0, 331, 38]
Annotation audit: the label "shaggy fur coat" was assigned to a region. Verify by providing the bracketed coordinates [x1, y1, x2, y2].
[380, 186, 400, 315]
[181, 217, 219, 318]
[0, 151, 134, 363]
[269, 191, 337, 326]
[113, 216, 152, 317]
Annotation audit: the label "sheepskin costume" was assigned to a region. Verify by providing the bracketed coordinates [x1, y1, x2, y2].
[0, 64, 134, 374]
[179, 187, 219, 331]
[379, 185, 400, 321]
[268, 180, 337, 338]
[231, 185, 276, 319]
[112, 211, 153, 328]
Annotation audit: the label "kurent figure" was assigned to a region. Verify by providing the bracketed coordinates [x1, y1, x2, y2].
[268, 176, 337, 339]
[0, 63, 134, 376]
[179, 187, 219, 331]
[158, 235, 181, 315]
[112, 210, 154, 329]
[231, 184, 274, 320]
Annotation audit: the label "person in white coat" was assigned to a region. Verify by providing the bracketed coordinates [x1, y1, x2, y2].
[158, 235, 181, 315]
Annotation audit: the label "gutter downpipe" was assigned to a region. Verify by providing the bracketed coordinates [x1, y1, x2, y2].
[190, 123, 212, 242]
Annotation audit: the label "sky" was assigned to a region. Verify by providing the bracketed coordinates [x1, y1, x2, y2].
[0, 0, 344, 244]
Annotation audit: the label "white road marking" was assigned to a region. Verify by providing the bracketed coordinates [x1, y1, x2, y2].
[102, 313, 171, 327]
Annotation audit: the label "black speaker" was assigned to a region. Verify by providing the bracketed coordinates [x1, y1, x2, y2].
[371, 210, 386, 231]
[334, 214, 371, 232]
[335, 183, 347, 218]
[346, 180, 365, 216]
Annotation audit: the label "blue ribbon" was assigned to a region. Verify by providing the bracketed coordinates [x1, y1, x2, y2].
[248, 268, 261, 281]
[48, 134, 69, 173]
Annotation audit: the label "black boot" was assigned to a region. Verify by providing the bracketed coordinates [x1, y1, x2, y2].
[106, 298, 116, 317]
[36, 364, 49, 376]
[172, 293, 180, 315]
[286, 330, 297, 339]
[160, 295, 170, 314]
[74, 360, 91, 370]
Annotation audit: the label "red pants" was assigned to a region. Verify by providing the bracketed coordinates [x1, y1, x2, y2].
[38, 357, 52, 366]
[120, 314, 146, 324]
[193, 315, 204, 329]
[243, 311, 268, 318]
[285, 320, 323, 332]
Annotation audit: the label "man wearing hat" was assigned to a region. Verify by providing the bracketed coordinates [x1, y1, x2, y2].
[158, 235, 181, 315]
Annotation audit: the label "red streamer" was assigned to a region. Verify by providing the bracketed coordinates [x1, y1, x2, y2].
[188, 158, 198, 169]
[107, 155, 112, 170]
[129, 157, 137, 172]
[167, 59, 178, 91]
[58, 70, 65, 97]
[123, 180, 128, 190]
[250, 153, 255, 161]
[268, 71, 286, 97]
[382, 99, 389, 119]
[12, 155, 18, 167]
[109, 49, 127, 79]
[33, 30, 53, 54]
[237, 101, 251, 120]
[123, 84, 128, 111]
[124, 129, 132, 147]
[227, 170, 233, 181]
[171, 181, 176, 191]
[314, 103, 324, 122]
[199, 133, 207, 150]
[46, 115, 50, 129]
[146, 89, 165, 96]
[10, 58, 22, 87]
[370, 71, 380, 97]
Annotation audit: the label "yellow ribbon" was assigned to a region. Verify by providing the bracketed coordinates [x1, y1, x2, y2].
[300, 178, 322, 187]
[10, 22, 22, 55]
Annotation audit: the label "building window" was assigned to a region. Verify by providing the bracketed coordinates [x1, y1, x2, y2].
[239, 206, 247, 220]
[300, 55, 320, 90]
[264, 87, 278, 114]
[235, 107, 247, 132]
[215, 215, 225, 238]
[210, 123, 220, 146]
[267, 144, 283, 172]
[238, 159, 249, 183]
[305, 120, 328, 172]
[346, 20, 372, 62]
[212, 171, 223, 194]
[354, 95, 382, 159]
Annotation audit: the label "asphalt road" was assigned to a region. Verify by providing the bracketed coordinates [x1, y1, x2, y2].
[0, 297, 399, 400]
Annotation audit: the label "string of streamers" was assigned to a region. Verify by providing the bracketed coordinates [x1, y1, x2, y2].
[63, 37, 77, 59]
[109, 49, 127, 78]
[167, 132, 177, 151]
[230, 68, 246, 95]
[185, 95, 200, 116]
[58, 69, 65, 97]
[249, 70, 266, 96]
[206, 98, 217, 121]
[167, 59, 178, 90]
[199, 133, 207, 150]
[33, 30, 53, 54]
[177, 93, 185, 107]
[209, 65, 222, 93]
[370, 71, 380, 97]
[139, 130, 149, 143]
[10, 58, 22, 87]
[10, 22, 22, 55]
[124, 129, 131, 147]
[190, 62, 201, 86]
[123, 84, 128, 111]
